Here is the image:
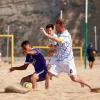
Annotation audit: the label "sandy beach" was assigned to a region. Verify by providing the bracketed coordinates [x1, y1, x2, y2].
[0, 57, 100, 100]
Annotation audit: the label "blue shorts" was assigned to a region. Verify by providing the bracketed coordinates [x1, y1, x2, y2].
[36, 71, 47, 81]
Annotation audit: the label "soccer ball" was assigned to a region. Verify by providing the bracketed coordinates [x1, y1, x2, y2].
[23, 82, 32, 89]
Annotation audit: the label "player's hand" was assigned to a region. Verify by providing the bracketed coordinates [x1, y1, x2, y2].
[40, 27, 48, 36]
[9, 67, 15, 72]
[40, 27, 45, 32]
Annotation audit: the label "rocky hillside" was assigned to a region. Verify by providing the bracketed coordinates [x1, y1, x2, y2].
[0, 0, 99, 56]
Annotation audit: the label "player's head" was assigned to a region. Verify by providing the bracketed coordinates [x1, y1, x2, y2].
[55, 19, 66, 33]
[46, 24, 54, 35]
[21, 40, 32, 54]
[88, 42, 93, 48]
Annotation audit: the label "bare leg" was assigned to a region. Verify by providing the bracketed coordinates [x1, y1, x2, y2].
[70, 75, 92, 89]
[48, 72, 57, 80]
[20, 74, 39, 89]
[47, 64, 53, 80]
[45, 73, 50, 89]
[20, 74, 32, 86]
[89, 62, 94, 69]
[31, 73, 39, 89]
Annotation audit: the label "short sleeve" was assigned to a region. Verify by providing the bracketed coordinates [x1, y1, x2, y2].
[25, 54, 31, 64]
[24, 49, 39, 64]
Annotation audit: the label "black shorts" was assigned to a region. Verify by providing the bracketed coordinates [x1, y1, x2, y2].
[88, 56, 95, 62]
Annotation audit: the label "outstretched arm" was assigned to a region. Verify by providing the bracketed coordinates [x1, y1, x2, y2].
[40, 27, 62, 43]
[10, 64, 29, 72]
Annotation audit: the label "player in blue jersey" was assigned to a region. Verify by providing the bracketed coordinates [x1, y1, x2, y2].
[10, 41, 49, 89]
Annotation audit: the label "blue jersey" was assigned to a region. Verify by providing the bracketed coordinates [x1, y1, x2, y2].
[25, 49, 48, 75]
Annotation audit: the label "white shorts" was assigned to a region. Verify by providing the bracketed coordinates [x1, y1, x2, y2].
[49, 58, 77, 76]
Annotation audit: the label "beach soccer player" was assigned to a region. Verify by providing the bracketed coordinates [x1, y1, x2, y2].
[87, 43, 97, 69]
[45, 24, 58, 57]
[45, 24, 58, 69]
[40, 19, 92, 89]
[10, 40, 49, 89]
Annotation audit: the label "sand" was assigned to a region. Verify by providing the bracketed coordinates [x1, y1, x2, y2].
[0, 57, 100, 100]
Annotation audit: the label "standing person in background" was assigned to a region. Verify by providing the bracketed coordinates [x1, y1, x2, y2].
[87, 43, 97, 69]
[41, 19, 92, 90]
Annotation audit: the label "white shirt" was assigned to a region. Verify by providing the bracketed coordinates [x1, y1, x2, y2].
[54, 30, 74, 61]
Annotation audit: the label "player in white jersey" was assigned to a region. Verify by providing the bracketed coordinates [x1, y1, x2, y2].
[45, 24, 58, 69]
[45, 24, 57, 57]
[46, 24, 57, 47]
[41, 19, 91, 89]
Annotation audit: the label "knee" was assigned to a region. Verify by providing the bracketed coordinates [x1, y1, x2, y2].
[31, 74, 39, 82]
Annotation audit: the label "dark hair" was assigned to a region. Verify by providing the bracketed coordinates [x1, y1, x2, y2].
[46, 24, 54, 30]
[21, 40, 31, 47]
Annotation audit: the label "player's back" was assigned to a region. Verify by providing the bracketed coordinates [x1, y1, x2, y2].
[25, 49, 47, 73]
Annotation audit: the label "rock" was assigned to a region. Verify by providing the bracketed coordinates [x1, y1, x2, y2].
[0, 0, 99, 56]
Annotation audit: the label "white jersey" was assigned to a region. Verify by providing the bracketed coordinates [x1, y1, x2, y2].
[49, 34, 58, 46]
[54, 30, 74, 61]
